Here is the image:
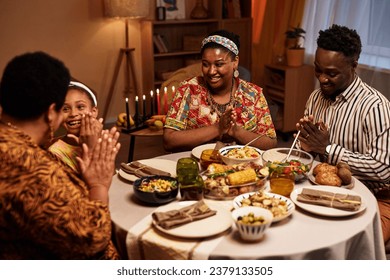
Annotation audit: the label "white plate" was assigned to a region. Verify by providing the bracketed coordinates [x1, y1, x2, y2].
[118, 159, 177, 182]
[191, 143, 216, 159]
[232, 191, 295, 223]
[307, 172, 355, 189]
[152, 200, 232, 238]
[290, 185, 367, 217]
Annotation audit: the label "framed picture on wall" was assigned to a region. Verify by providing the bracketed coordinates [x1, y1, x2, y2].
[162, 0, 185, 20]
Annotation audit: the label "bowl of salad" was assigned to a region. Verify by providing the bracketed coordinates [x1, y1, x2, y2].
[261, 148, 313, 181]
[219, 145, 262, 166]
[133, 175, 178, 205]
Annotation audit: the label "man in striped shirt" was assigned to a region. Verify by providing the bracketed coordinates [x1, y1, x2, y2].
[297, 24, 390, 244]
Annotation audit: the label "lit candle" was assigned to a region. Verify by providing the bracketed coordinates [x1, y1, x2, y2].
[156, 89, 161, 114]
[164, 86, 168, 114]
[150, 90, 154, 115]
[142, 94, 146, 117]
[125, 97, 131, 130]
[172, 85, 175, 95]
[135, 96, 139, 117]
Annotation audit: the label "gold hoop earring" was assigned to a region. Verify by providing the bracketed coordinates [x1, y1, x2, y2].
[234, 69, 239, 78]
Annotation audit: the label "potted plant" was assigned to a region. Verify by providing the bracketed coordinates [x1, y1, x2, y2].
[285, 26, 306, 67]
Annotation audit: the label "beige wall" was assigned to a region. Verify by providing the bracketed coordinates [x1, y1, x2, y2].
[0, 0, 146, 123]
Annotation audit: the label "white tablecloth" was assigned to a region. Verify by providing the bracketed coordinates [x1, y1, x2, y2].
[109, 152, 386, 260]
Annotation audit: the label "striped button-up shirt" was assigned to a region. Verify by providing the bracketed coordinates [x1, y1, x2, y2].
[304, 75, 390, 194]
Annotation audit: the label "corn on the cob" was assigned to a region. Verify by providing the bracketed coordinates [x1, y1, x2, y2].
[227, 168, 257, 185]
[207, 163, 229, 174]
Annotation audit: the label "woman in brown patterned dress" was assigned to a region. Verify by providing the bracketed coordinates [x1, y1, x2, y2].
[0, 52, 121, 259]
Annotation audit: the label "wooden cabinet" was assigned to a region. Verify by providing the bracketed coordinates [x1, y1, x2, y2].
[140, 0, 252, 93]
[263, 64, 315, 133]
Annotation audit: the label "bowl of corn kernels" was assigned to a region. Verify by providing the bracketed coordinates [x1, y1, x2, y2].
[133, 175, 178, 205]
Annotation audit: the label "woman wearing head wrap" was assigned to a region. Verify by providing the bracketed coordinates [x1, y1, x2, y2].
[163, 30, 277, 152]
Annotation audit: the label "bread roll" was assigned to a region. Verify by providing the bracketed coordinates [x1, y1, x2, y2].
[337, 162, 351, 171]
[315, 171, 342, 187]
[313, 163, 338, 175]
[337, 167, 352, 184]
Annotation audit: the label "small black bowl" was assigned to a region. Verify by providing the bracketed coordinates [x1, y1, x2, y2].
[133, 175, 178, 205]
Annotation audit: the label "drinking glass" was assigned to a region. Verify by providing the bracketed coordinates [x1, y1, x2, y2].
[269, 169, 295, 197]
[176, 157, 204, 200]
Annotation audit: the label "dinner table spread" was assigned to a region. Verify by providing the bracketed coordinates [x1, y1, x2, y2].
[109, 150, 386, 260]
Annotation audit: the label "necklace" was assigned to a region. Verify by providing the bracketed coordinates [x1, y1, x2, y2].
[207, 78, 235, 117]
[0, 119, 18, 129]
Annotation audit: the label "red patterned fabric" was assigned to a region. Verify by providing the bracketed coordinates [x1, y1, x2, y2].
[165, 76, 276, 140]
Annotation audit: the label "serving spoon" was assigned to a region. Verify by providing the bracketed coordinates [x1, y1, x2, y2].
[243, 134, 264, 148]
[283, 130, 301, 162]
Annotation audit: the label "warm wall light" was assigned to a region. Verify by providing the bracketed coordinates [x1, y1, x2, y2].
[102, 0, 150, 121]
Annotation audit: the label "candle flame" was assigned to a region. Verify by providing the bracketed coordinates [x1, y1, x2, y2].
[164, 87, 167, 93]
[143, 95, 145, 100]
[125, 97, 128, 102]
[156, 88, 159, 94]
[136, 96, 138, 101]
[172, 86, 175, 93]
[150, 90, 153, 97]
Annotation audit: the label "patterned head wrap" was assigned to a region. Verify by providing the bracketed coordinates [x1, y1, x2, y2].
[68, 81, 97, 106]
[201, 35, 239, 55]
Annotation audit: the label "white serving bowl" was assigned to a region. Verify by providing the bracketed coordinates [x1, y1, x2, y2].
[231, 206, 273, 241]
[219, 145, 262, 166]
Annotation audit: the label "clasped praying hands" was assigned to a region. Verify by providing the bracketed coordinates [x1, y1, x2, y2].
[296, 115, 330, 155]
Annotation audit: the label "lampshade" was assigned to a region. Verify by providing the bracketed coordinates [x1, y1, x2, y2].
[104, 0, 149, 18]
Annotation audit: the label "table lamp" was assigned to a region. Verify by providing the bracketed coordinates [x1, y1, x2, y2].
[102, 0, 149, 122]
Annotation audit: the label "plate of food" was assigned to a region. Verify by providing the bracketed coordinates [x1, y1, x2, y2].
[202, 162, 267, 200]
[309, 162, 354, 189]
[152, 200, 232, 238]
[307, 173, 355, 189]
[191, 143, 217, 159]
[232, 191, 295, 222]
[118, 159, 177, 182]
[290, 186, 366, 217]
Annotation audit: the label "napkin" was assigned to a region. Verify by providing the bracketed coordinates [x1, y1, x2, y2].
[120, 161, 171, 177]
[152, 200, 217, 229]
[297, 188, 361, 211]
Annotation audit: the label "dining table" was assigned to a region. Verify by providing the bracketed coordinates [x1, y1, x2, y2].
[109, 150, 386, 260]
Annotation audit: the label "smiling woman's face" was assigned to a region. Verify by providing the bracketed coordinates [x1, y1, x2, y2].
[314, 48, 356, 99]
[61, 89, 97, 136]
[201, 47, 238, 94]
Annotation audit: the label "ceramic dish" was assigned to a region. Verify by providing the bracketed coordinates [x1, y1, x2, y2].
[219, 145, 262, 166]
[233, 191, 295, 223]
[191, 143, 216, 159]
[231, 206, 273, 241]
[290, 186, 366, 217]
[152, 200, 232, 238]
[307, 172, 355, 189]
[133, 175, 178, 205]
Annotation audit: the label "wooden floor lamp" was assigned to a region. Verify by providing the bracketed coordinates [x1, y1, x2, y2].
[102, 0, 149, 121]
